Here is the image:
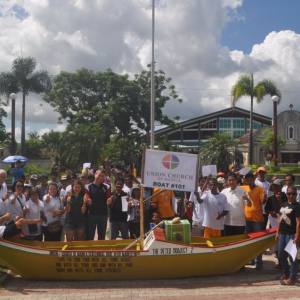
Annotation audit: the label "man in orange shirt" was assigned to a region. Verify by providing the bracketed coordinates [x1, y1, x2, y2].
[241, 172, 265, 270]
[151, 188, 176, 220]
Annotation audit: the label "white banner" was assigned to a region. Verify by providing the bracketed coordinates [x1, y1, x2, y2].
[142, 149, 199, 192]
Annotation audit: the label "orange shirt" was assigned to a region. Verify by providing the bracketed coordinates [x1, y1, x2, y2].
[151, 188, 175, 219]
[241, 185, 265, 222]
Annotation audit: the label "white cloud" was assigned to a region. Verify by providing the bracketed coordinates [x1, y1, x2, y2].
[0, 0, 299, 134]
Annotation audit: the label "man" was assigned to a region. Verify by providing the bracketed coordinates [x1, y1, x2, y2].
[199, 178, 229, 238]
[36, 174, 49, 200]
[282, 174, 300, 202]
[189, 177, 206, 236]
[0, 169, 8, 200]
[123, 174, 134, 197]
[107, 178, 129, 239]
[277, 186, 300, 285]
[221, 173, 251, 235]
[255, 166, 270, 227]
[10, 160, 25, 186]
[151, 188, 176, 220]
[85, 170, 110, 240]
[241, 172, 265, 270]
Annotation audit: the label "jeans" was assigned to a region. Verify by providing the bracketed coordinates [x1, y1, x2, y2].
[246, 221, 265, 267]
[110, 221, 129, 240]
[224, 225, 245, 236]
[87, 214, 108, 240]
[278, 233, 298, 280]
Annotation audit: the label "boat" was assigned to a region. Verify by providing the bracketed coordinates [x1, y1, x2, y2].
[0, 225, 276, 280]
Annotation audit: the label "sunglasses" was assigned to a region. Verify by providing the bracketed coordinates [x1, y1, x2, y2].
[287, 192, 297, 196]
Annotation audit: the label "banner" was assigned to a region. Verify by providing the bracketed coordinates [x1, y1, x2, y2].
[142, 149, 199, 192]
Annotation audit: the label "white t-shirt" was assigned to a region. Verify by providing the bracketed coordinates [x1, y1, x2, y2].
[0, 182, 8, 200]
[6, 194, 26, 221]
[189, 187, 204, 224]
[221, 186, 247, 226]
[255, 179, 270, 197]
[123, 185, 133, 197]
[0, 200, 6, 216]
[43, 195, 62, 225]
[0, 226, 5, 238]
[24, 199, 44, 236]
[201, 191, 229, 230]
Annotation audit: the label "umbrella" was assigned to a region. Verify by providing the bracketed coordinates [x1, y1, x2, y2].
[2, 155, 29, 164]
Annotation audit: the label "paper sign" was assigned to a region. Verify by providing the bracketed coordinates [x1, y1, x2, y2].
[202, 165, 217, 177]
[238, 167, 251, 176]
[267, 215, 279, 228]
[143, 149, 199, 192]
[83, 162, 91, 169]
[284, 239, 298, 261]
[121, 196, 128, 212]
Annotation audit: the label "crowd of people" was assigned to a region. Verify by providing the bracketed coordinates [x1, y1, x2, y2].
[0, 162, 299, 285]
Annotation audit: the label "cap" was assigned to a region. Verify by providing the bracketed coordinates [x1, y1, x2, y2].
[217, 172, 225, 177]
[60, 174, 71, 181]
[256, 166, 267, 173]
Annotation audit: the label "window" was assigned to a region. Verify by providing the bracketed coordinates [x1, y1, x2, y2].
[219, 118, 231, 129]
[287, 125, 295, 140]
[200, 119, 217, 129]
[233, 130, 245, 138]
[233, 118, 245, 129]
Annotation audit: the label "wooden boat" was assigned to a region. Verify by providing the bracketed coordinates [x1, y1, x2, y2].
[0, 227, 276, 280]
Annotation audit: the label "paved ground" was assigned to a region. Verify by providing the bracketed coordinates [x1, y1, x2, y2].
[0, 254, 299, 300]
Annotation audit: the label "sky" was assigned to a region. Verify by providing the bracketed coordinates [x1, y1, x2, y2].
[0, 0, 300, 140]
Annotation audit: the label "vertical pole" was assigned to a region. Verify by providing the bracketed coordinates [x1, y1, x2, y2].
[150, 0, 155, 149]
[249, 73, 254, 165]
[139, 185, 145, 250]
[11, 98, 16, 154]
[273, 101, 278, 166]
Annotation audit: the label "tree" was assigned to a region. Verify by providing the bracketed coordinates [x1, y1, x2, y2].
[24, 132, 44, 158]
[44, 67, 181, 166]
[231, 74, 281, 165]
[199, 133, 238, 172]
[11, 57, 51, 154]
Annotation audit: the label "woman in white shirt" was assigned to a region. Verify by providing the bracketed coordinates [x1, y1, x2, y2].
[42, 182, 64, 241]
[24, 188, 44, 241]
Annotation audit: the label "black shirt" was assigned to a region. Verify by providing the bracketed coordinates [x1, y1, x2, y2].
[88, 183, 109, 216]
[265, 192, 287, 214]
[279, 201, 300, 235]
[109, 191, 128, 222]
[64, 195, 85, 227]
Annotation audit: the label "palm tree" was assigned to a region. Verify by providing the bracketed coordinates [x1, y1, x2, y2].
[231, 74, 281, 165]
[11, 57, 51, 154]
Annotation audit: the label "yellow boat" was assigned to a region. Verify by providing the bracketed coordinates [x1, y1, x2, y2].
[0, 227, 276, 280]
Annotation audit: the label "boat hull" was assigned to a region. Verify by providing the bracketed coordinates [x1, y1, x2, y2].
[0, 230, 276, 280]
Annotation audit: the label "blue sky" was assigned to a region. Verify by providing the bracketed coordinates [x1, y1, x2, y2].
[222, 0, 300, 53]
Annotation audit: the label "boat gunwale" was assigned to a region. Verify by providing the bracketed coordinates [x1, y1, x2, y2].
[0, 228, 276, 254]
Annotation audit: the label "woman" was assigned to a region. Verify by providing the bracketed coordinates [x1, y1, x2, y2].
[277, 186, 300, 285]
[127, 187, 141, 239]
[64, 180, 87, 241]
[24, 188, 44, 241]
[6, 180, 27, 221]
[42, 182, 64, 241]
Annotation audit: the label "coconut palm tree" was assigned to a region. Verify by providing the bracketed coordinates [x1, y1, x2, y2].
[11, 57, 51, 154]
[231, 74, 281, 165]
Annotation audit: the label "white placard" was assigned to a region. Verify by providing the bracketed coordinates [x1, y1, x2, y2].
[83, 162, 91, 169]
[143, 149, 198, 192]
[238, 167, 251, 176]
[121, 196, 128, 212]
[202, 165, 217, 177]
[284, 239, 298, 262]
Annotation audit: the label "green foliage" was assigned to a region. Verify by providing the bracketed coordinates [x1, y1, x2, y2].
[258, 127, 285, 152]
[231, 74, 281, 105]
[43, 67, 181, 168]
[23, 163, 49, 176]
[24, 132, 44, 158]
[199, 133, 237, 172]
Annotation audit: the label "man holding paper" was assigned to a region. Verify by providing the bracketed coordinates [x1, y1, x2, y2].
[107, 178, 129, 240]
[277, 186, 300, 285]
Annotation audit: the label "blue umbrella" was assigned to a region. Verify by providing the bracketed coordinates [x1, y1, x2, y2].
[2, 155, 29, 164]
